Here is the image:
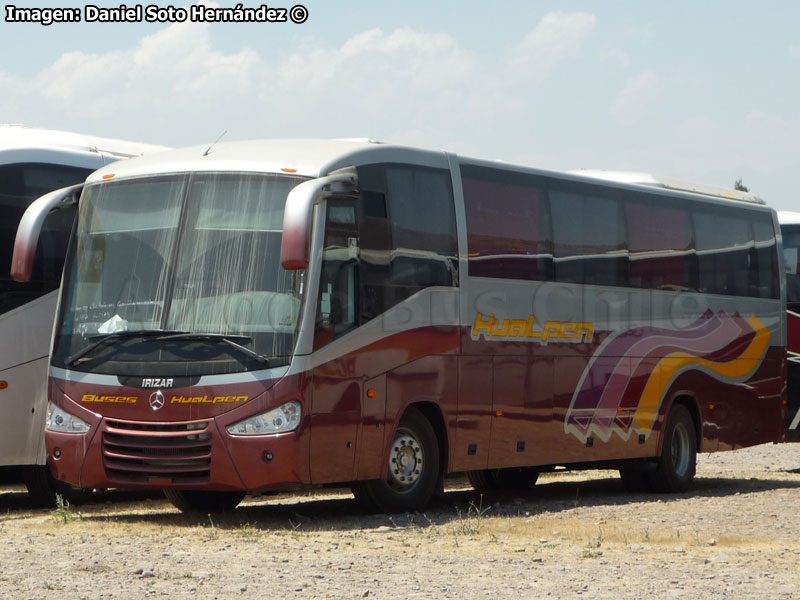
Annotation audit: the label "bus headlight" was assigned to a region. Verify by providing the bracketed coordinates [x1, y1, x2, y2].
[226, 400, 302, 436]
[46, 401, 91, 434]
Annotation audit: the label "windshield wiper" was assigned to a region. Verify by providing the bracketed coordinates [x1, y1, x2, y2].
[66, 329, 189, 367]
[155, 333, 272, 366]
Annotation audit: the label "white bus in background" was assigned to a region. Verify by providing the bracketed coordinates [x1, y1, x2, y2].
[778, 211, 800, 441]
[0, 125, 168, 504]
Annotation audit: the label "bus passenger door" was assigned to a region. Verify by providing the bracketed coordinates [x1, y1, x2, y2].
[309, 199, 362, 483]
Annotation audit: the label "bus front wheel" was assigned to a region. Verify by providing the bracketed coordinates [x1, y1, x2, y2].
[351, 406, 440, 513]
[24, 465, 93, 507]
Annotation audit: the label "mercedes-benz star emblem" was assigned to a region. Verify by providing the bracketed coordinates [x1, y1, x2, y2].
[149, 390, 166, 411]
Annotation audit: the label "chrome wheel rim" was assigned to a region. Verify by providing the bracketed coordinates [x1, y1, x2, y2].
[388, 427, 423, 491]
[671, 422, 691, 477]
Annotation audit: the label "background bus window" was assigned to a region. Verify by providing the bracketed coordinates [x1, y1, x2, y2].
[0, 163, 88, 315]
[780, 227, 800, 312]
[624, 198, 696, 291]
[549, 185, 627, 287]
[462, 164, 553, 281]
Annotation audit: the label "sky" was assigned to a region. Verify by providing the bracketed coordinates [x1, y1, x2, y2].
[1, 0, 799, 209]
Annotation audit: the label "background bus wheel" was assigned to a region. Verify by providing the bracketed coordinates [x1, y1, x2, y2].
[351, 407, 440, 513]
[618, 463, 656, 492]
[164, 489, 246, 513]
[24, 465, 92, 507]
[466, 467, 539, 492]
[648, 404, 697, 492]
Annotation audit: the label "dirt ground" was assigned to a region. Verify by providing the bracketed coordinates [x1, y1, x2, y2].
[2, 443, 800, 600]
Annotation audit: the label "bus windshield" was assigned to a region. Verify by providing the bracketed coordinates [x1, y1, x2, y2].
[52, 171, 307, 376]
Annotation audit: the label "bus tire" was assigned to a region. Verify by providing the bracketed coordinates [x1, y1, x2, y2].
[351, 407, 440, 513]
[164, 489, 246, 513]
[648, 404, 697, 493]
[23, 465, 93, 507]
[466, 467, 539, 492]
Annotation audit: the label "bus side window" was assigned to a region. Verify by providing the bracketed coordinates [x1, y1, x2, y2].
[314, 201, 359, 349]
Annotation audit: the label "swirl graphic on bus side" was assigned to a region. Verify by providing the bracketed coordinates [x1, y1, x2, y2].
[565, 310, 771, 443]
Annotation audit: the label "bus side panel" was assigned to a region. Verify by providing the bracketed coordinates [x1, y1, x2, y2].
[555, 354, 660, 462]
[453, 355, 491, 472]
[309, 366, 360, 485]
[355, 373, 387, 480]
[0, 292, 58, 466]
[487, 354, 554, 469]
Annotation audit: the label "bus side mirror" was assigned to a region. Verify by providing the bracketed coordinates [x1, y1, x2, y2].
[281, 172, 357, 270]
[11, 184, 83, 282]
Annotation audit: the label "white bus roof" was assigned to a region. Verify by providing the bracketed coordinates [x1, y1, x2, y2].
[0, 124, 170, 164]
[778, 211, 800, 226]
[83, 139, 771, 214]
[570, 169, 765, 205]
[85, 138, 456, 183]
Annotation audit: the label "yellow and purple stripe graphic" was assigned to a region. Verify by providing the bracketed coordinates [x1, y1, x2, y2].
[565, 310, 771, 443]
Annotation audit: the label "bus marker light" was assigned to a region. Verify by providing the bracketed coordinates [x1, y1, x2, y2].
[0, 381, 7, 390]
[367, 389, 377, 398]
[265, 452, 274, 462]
[708, 404, 715, 410]
[281, 167, 297, 173]
[53, 448, 61, 459]
[102, 173, 115, 180]
[495, 410, 503, 417]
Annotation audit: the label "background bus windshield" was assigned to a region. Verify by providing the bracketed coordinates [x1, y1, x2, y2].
[52, 172, 305, 376]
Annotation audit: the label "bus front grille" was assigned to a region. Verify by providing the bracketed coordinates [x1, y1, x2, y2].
[102, 419, 212, 484]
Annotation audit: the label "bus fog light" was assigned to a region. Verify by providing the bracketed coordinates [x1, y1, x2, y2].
[46, 401, 90, 434]
[226, 400, 302, 436]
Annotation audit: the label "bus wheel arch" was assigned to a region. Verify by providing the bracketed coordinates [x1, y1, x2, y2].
[352, 404, 443, 512]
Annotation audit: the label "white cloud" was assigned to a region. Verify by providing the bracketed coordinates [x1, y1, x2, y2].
[507, 12, 596, 83]
[0, 11, 602, 147]
[0, 19, 262, 143]
[611, 71, 663, 124]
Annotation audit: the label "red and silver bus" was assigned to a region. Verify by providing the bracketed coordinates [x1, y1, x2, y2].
[778, 211, 800, 441]
[0, 125, 167, 504]
[12, 140, 785, 512]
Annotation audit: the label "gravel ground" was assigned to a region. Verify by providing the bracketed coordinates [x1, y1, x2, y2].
[2, 443, 800, 599]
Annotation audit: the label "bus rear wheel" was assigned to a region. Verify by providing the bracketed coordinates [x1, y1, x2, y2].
[351, 407, 440, 513]
[648, 404, 697, 492]
[466, 467, 539, 492]
[164, 489, 246, 513]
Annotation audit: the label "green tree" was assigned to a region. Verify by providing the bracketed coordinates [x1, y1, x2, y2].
[734, 178, 749, 192]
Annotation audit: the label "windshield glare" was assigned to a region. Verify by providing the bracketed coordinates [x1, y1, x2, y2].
[54, 172, 306, 375]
